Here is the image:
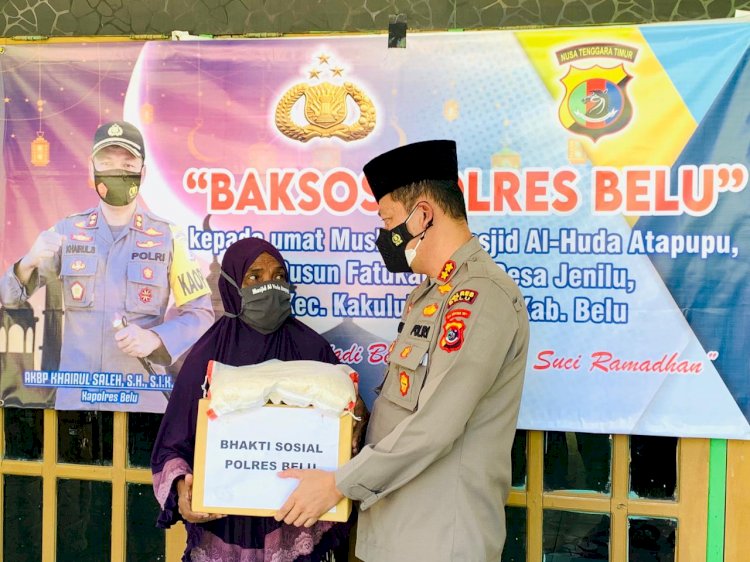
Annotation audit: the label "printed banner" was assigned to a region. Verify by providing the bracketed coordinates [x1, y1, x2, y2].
[1, 22, 749, 438]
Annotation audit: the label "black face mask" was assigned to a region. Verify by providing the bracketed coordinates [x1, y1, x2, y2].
[94, 170, 142, 206]
[375, 203, 432, 273]
[220, 270, 292, 334]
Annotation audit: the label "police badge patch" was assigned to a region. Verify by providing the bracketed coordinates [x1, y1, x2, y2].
[439, 309, 469, 353]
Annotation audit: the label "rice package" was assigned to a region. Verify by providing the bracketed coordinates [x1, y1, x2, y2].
[205, 359, 358, 419]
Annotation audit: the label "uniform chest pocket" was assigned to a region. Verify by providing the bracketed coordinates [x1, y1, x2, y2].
[381, 340, 430, 412]
[125, 262, 167, 316]
[61, 255, 97, 309]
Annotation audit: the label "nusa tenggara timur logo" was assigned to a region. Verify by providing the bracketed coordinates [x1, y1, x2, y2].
[556, 42, 638, 141]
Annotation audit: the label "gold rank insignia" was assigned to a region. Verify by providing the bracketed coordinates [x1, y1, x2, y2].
[142, 227, 164, 237]
[438, 260, 456, 282]
[71, 260, 86, 271]
[136, 240, 162, 249]
[70, 233, 93, 242]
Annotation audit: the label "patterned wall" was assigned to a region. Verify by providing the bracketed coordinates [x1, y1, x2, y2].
[1, 0, 749, 37]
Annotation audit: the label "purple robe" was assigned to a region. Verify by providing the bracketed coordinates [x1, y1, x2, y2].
[151, 238, 352, 561]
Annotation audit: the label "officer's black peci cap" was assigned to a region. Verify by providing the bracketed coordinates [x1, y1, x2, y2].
[363, 139, 459, 202]
[92, 121, 145, 161]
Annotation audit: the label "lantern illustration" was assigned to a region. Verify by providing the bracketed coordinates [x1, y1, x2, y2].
[31, 47, 50, 167]
[30, 132, 50, 167]
[140, 102, 154, 124]
[443, 99, 460, 122]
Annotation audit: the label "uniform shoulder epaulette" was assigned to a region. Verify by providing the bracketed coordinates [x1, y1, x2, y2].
[65, 207, 97, 219]
[67, 208, 100, 229]
[132, 208, 174, 237]
[138, 207, 172, 226]
[466, 259, 494, 279]
[465, 260, 523, 310]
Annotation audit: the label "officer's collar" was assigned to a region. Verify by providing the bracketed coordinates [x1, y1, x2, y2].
[434, 237, 482, 285]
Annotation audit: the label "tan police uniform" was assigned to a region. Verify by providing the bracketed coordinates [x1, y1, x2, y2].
[336, 236, 529, 562]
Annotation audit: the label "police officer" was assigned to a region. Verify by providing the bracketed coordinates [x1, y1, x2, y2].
[0, 121, 214, 411]
[274, 140, 530, 561]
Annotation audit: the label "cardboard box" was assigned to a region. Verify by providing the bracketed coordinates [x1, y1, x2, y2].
[192, 398, 352, 521]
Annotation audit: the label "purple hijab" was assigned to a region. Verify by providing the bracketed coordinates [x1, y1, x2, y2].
[151, 237, 347, 561]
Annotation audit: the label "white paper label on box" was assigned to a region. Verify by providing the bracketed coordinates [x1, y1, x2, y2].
[201, 407, 341, 510]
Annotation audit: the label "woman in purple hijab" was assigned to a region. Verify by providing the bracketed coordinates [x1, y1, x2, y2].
[151, 238, 353, 561]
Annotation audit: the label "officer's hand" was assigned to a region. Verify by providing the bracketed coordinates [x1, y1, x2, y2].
[274, 469, 343, 527]
[176, 474, 226, 524]
[114, 324, 163, 358]
[21, 231, 63, 270]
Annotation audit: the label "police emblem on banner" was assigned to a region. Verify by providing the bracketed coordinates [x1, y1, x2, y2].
[274, 53, 376, 143]
[556, 43, 638, 142]
[559, 64, 632, 141]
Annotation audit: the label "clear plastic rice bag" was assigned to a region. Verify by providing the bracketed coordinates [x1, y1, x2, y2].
[204, 359, 358, 419]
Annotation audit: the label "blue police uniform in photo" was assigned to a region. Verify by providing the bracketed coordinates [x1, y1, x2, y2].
[0, 121, 214, 411]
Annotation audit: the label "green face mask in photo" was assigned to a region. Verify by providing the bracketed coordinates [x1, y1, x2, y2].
[94, 171, 141, 206]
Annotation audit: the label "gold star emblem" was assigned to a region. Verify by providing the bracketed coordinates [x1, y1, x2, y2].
[318, 54, 330, 65]
[309, 68, 321, 79]
[331, 67, 344, 77]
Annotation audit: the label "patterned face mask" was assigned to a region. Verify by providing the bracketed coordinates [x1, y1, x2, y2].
[93, 170, 141, 206]
[221, 270, 293, 334]
[375, 203, 432, 273]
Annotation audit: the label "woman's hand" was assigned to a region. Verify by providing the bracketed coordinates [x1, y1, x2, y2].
[176, 474, 227, 523]
[351, 395, 369, 456]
